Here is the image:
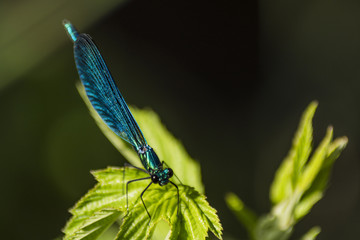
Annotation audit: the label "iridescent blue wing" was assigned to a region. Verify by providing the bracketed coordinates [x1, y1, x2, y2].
[72, 33, 147, 148]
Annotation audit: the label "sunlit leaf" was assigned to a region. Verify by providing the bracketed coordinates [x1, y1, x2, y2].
[63, 168, 145, 236]
[269, 155, 293, 205]
[64, 209, 121, 240]
[291, 101, 317, 187]
[271, 192, 301, 231]
[296, 127, 332, 193]
[254, 214, 292, 240]
[117, 185, 222, 240]
[294, 191, 322, 221]
[270, 101, 317, 204]
[300, 226, 321, 240]
[63, 168, 222, 239]
[230, 101, 348, 240]
[295, 136, 347, 220]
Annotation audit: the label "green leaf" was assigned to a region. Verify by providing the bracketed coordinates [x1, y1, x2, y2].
[64, 210, 121, 240]
[300, 226, 321, 240]
[295, 135, 347, 220]
[229, 101, 347, 240]
[117, 185, 222, 240]
[271, 192, 301, 231]
[291, 102, 317, 187]
[63, 168, 145, 237]
[269, 155, 294, 206]
[270, 101, 318, 204]
[296, 127, 332, 193]
[254, 214, 293, 240]
[294, 191, 322, 221]
[63, 168, 222, 240]
[326, 137, 348, 166]
[76, 82, 204, 193]
[225, 192, 257, 239]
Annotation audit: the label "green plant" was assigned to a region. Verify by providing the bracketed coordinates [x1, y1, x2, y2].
[225, 101, 348, 240]
[62, 83, 222, 240]
[63, 86, 346, 240]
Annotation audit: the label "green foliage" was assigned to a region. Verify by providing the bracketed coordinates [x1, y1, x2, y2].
[300, 227, 321, 240]
[62, 83, 222, 239]
[63, 168, 221, 240]
[225, 101, 347, 240]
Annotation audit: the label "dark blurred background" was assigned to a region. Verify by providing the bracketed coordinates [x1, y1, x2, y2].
[0, 0, 359, 239]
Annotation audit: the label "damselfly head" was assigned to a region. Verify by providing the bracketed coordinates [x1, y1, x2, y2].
[151, 168, 174, 186]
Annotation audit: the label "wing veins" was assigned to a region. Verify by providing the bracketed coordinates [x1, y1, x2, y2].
[73, 34, 146, 148]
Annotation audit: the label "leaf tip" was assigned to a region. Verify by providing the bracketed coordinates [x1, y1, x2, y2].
[327, 125, 333, 132]
[307, 100, 319, 113]
[311, 100, 319, 106]
[225, 192, 244, 210]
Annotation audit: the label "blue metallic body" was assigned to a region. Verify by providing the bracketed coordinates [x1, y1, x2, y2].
[63, 20, 173, 187]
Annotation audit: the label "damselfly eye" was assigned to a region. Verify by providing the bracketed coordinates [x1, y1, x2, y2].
[151, 175, 159, 183]
[167, 168, 173, 178]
